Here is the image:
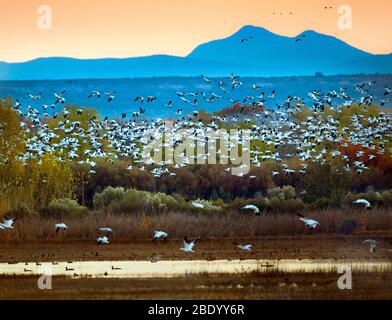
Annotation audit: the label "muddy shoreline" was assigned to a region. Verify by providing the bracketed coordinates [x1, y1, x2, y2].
[1, 271, 392, 300]
[1, 235, 391, 263]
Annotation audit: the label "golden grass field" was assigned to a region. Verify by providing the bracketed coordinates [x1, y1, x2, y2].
[1, 208, 392, 241]
[1, 271, 392, 300]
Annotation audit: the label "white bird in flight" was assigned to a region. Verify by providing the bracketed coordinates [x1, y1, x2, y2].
[55, 223, 68, 233]
[0, 217, 17, 230]
[353, 199, 371, 209]
[241, 204, 261, 216]
[181, 237, 198, 253]
[97, 236, 110, 245]
[192, 201, 205, 209]
[201, 74, 212, 83]
[98, 227, 113, 234]
[88, 90, 101, 99]
[152, 230, 168, 241]
[53, 90, 66, 104]
[298, 214, 320, 229]
[238, 244, 253, 251]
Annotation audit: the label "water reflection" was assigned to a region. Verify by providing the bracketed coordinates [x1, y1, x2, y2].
[1, 259, 391, 278]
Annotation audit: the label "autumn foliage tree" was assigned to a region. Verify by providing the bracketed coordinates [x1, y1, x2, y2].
[0, 99, 74, 214]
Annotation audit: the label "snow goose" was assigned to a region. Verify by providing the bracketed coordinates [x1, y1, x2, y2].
[152, 231, 168, 241]
[97, 236, 110, 245]
[298, 214, 320, 229]
[353, 199, 371, 209]
[238, 244, 253, 252]
[241, 205, 261, 216]
[363, 239, 377, 253]
[98, 227, 113, 234]
[181, 237, 198, 253]
[55, 223, 68, 233]
[0, 217, 17, 230]
[88, 90, 101, 99]
[192, 201, 205, 209]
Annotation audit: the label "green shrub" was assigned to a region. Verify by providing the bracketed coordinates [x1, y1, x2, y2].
[93, 187, 126, 209]
[191, 199, 222, 213]
[382, 190, 392, 205]
[7, 202, 36, 218]
[311, 197, 333, 209]
[42, 198, 88, 217]
[281, 186, 296, 200]
[93, 187, 192, 214]
[269, 197, 304, 213]
[344, 191, 385, 207]
[267, 186, 296, 200]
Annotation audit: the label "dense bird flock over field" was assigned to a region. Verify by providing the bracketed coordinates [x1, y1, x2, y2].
[0, 75, 391, 221]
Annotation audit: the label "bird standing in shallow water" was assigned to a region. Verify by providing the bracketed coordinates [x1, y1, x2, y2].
[363, 239, 377, 253]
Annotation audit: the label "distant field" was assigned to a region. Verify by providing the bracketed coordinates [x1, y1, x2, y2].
[1, 271, 391, 300]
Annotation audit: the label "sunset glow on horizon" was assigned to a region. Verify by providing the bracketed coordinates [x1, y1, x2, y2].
[0, 0, 391, 62]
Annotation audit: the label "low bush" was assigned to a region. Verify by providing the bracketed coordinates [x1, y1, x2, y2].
[93, 187, 126, 209]
[229, 195, 303, 214]
[93, 187, 191, 214]
[7, 202, 36, 218]
[267, 186, 296, 200]
[269, 197, 305, 213]
[310, 197, 334, 210]
[344, 191, 389, 208]
[191, 199, 223, 213]
[41, 198, 89, 217]
[382, 190, 392, 205]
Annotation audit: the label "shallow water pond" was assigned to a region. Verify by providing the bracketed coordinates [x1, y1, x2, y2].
[1, 259, 391, 278]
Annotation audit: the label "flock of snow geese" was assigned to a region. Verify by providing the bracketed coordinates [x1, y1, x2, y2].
[3, 74, 392, 256]
[10, 76, 391, 179]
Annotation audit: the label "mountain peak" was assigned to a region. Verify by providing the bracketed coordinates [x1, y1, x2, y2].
[295, 29, 332, 39]
[187, 24, 377, 73]
[237, 25, 270, 33]
[299, 30, 321, 35]
[235, 25, 278, 38]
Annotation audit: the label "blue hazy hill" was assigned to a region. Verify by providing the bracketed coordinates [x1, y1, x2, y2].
[188, 26, 372, 64]
[187, 25, 392, 74]
[1, 25, 391, 80]
[0, 55, 262, 80]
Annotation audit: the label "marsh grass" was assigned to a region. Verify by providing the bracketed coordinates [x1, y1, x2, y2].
[1, 208, 392, 242]
[1, 270, 392, 300]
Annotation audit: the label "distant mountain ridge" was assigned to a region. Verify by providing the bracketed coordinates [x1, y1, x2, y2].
[1, 25, 391, 80]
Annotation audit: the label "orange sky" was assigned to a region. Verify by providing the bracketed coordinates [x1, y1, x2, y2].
[0, 0, 391, 62]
